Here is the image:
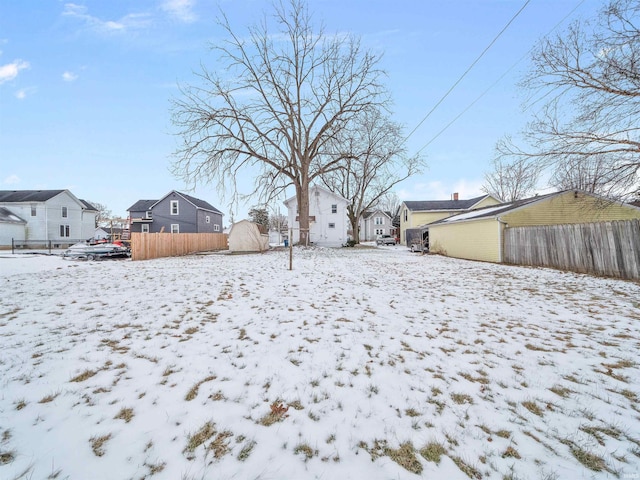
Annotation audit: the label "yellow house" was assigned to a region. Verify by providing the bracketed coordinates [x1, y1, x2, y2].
[399, 194, 501, 245]
[428, 190, 640, 263]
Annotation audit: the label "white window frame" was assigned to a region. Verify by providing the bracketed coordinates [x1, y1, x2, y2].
[141, 224, 150, 233]
[145, 211, 153, 219]
[205, 215, 210, 224]
[60, 225, 70, 237]
[375, 228, 384, 236]
[214, 224, 220, 232]
[30, 205, 36, 216]
[62, 206, 68, 218]
[328, 222, 335, 229]
[171, 224, 180, 234]
[331, 204, 337, 214]
[170, 200, 179, 215]
[374, 216, 383, 225]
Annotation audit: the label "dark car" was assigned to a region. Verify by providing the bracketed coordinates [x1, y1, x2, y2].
[376, 234, 397, 246]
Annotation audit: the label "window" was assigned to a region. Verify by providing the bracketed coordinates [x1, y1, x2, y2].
[170, 200, 179, 215]
[171, 224, 180, 234]
[328, 223, 335, 229]
[145, 211, 152, 219]
[374, 216, 383, 225]
[375, 228, 384, 235]
[62, 206, 68, 218]
[214, 224, 220, 232]
[205, 215, 210, 224]
[31, 205, 36, 216]
[331, 204, 337, 214]
[141, 224, 149, 233]
[59, 225, 70, 237]
[404, 209, 408, 222]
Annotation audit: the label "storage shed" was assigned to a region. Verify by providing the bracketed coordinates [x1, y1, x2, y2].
[228, 220, 269, 253]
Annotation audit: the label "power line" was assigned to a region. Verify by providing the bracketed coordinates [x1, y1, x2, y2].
[414, 0, 588, 155]
[404, 0, 531, 143]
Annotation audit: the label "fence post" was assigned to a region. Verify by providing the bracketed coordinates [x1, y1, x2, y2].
[11, 238, 14, 255]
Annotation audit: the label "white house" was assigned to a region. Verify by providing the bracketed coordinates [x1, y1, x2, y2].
[359, 209, 395, 242]
[0, 190, 98, 246]
[283, 185, 349, 247]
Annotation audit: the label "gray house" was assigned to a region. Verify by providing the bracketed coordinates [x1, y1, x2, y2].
[0, 190, 98, 246]
[127, 191, 223, 234]
[359, 209, 395, 242]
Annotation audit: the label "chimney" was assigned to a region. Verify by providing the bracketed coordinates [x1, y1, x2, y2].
[453, 192, 459, 201]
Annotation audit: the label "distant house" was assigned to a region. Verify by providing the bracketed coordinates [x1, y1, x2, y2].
[283, 185, 349, 247]
[127, 191, 223, 234]
[0, 190, 98, 246]
[228, 220, 269, 252]
[359, 209, 394, 242]
[427, 190, 640, 263]
[399, 193, 501, 245]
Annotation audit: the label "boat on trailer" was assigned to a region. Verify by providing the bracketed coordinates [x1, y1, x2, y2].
[63, 241, 130, 260]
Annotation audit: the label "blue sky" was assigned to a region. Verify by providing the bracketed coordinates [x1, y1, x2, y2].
[0, 0, 602, 221]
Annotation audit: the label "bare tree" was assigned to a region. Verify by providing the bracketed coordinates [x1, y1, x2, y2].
[321, 108, 424, 243]
[170, 0, 387, 246]
[497, 0, 640, 200]
[88, 201, 113, 228]
[377, 191, 402, 218]
[482, 156, 540, 202]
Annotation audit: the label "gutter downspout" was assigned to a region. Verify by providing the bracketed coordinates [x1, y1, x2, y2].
[497, 216, 508, 263]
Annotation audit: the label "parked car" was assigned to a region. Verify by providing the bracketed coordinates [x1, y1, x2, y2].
[376, 234, 397, 246]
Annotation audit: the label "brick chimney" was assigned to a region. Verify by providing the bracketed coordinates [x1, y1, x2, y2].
[453, 192, 459, 201]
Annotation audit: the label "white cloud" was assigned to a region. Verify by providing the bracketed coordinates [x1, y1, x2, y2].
[4, 174, 20, 185]
[162, 0, 197, 23]
[14, 86, 36, 100]
[62, 3, 152, 33]
[0, 59, 30, 84]
[62, 71, 78, 82]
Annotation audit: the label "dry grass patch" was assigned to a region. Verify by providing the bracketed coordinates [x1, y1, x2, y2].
[386, 442, 422, 474]
[38, 392, 59, 404]
[420, 441, 447, 464]
[258, 401, 289, 426]
[70, 369, 97, 383]
[451, 393, 474, 405]
[549, 385, 573, 398]
[0, 450, 15, 465]
[451, 455, 482, 479]
[90, 434, 112, 457]
[237, 440, 256, 461]
[522, 400, 544, 416]
[114, 407, 134, 423]
[185, 375, 216, 401]
[184, 421, 216, 455]
[293, 443, 318, 462]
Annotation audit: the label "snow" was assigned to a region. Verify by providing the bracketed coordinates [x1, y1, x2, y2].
[1, 246, 639, 480]
[440, 204, 513, 223]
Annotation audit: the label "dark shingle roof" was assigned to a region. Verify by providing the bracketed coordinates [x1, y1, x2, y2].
[0, 190, 65, 202]
[80, 199, 98, 211]
[0, 206, 27, 224]
[403, 195, 492, 212]
[127, 200, 157, 212]
[177, 191, 223, 214]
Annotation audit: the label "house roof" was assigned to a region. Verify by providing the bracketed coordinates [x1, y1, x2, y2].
[427, 191, 587, 226]
[127, 200, 157, 212]
[403, 195, 495, 212]
[362, 209, 392, 220]
[0, 190, 66, 202]
[0, 206, 27, 224]
[283, 184, 349, 205]
[128, 191, 223, 215]
[80, 199, 98, 211]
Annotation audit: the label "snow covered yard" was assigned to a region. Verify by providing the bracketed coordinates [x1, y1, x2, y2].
[0, 247, 639, 480]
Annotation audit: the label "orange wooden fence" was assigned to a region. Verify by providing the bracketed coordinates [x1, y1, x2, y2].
[130, 233, 228, 261]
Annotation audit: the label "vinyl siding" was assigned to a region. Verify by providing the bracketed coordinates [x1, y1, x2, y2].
[401, 211, 453, 243]
[502, 192, 640, 227]
[473, 196, 502, 209]
[429, 218, 501, 263]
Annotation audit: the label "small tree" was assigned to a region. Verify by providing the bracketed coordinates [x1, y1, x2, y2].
[89, 201, 113, 228]
[248, 207, 269, 231]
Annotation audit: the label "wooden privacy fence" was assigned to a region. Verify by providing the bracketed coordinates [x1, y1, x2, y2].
[504, 219, 640, 280]
[130, 233, 228, 261]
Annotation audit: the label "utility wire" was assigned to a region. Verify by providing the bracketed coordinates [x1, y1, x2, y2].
[404, 0, 531, 143]
[414, 0, 587, 155]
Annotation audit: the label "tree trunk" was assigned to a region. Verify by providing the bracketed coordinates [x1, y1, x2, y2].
[347, 208, 360, 244]
[297, 182, 310, 246]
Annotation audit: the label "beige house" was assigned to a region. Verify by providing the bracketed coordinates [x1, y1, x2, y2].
[428, 190, 640, 263]
[228, 220, 269, 253]
[399, 193, 501, 244]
